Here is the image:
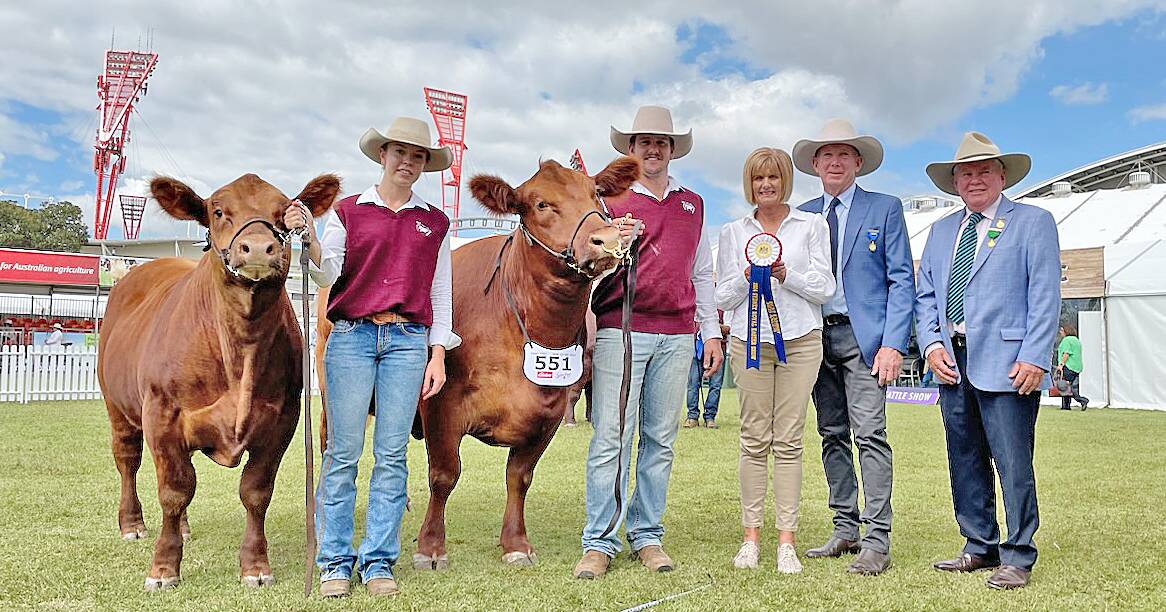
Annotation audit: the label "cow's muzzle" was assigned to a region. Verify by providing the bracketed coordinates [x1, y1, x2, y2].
[205, 218, 291, 282]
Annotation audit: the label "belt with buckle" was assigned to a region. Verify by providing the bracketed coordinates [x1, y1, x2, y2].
[367, 311, 412, 325]
[823, 314, 851, 327]
[951, 334, 967, 348]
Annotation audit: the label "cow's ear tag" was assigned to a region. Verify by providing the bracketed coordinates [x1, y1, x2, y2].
[522, 342, 584, 387]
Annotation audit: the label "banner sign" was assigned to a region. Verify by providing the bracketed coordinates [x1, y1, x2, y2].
[99, 255, 150, 287]
[0, 248, 100, 286]
[885, 386, 940, 405]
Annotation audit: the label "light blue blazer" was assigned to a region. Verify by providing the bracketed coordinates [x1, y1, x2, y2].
[800, 186, 916, 367]
[914, 197, 1061, 392]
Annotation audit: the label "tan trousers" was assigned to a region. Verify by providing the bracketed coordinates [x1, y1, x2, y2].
[729, 331, 822, 531]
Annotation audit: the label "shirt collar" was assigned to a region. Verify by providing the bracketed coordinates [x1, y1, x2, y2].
[743, 206, 812, 230]
[357, 185, 427, 210]
[961, 195, 1002, 222]
[630, 176, 683, 200]
[823, 182, 858, 210]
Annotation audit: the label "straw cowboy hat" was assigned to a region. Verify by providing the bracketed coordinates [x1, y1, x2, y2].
[52, 322, 63, 330]
[610, 105, 693, 159]
[792, 118, 884, 177]
[925, 131, 1031, 196]
[358, 116, 453, 172]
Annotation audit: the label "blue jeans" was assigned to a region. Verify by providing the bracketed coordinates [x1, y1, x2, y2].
[582, 329, 691, 557]
[316, 319, 429, 582]
[686, 348, 724, 421]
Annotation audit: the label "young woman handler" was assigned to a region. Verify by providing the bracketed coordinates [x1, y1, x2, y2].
[284, 116, 460, 598]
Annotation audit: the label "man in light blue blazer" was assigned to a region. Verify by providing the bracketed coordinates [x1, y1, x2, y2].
[794, 119, 916, 575]
[915, 132, 1060, 590]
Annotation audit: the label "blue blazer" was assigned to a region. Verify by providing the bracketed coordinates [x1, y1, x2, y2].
[800, 186, 916, 366]
[914, 197, 1061, 392]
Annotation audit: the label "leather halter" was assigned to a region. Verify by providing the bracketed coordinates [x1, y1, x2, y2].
[203, 218, 293, 280]
[518, 204, 629, 279]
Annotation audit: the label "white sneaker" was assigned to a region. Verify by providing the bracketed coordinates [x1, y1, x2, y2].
[776, 543, 803, 574]
[733, 541, 760, 569]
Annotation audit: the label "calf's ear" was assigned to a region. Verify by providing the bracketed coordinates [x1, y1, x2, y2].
[150, 177, 207, 225]
[295, 173, 342, 216]
[470, 175, 521, 215]
[594, 156, 641, 197]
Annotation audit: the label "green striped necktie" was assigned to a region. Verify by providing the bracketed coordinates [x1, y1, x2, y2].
[946, 212, 985, 325]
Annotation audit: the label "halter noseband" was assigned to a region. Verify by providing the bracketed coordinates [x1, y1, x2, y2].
[203, 218, 294, 280]
[519, 203, 631, 279]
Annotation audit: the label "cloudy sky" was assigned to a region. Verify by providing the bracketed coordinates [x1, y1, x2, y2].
[2, 1, 1166, 240]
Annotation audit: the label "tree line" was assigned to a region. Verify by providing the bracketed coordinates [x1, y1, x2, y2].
[0, 200, 89, 252]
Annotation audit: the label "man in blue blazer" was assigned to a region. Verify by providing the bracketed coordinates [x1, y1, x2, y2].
[915, 132, 1060, 590]
[794, 119, 916, 575]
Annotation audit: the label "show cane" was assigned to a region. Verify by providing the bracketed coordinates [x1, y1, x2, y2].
[744, 233, 787, 369]
[293, 203, 318, 598]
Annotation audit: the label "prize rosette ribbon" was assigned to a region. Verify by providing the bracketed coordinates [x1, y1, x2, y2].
[744, 232, 787, 369]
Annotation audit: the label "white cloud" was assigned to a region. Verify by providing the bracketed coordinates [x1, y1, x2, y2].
[1049, 82, 1109, 105]
[0, 0, 1164, 239]
[1128, 102, 1166, 123]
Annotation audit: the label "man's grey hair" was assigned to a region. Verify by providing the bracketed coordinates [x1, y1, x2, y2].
[951, 158, 1006, 177]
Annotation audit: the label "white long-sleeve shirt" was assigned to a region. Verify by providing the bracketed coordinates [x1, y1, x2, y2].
[307, 185, 460, 349]
[717, 206, 836, 343]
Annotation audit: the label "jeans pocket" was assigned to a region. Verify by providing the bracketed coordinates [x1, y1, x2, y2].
[397, 322, 429, 338]
[331, 319, 359, 334]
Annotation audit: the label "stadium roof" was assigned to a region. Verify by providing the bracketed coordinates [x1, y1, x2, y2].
[1014, 140, 1166, 198]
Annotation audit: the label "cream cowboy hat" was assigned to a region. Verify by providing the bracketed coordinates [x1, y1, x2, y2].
[925, 131, 1031, 196]
[610, 105, 693, 159]
[358, 116, 453, 172]
[792, 118, 884, 177]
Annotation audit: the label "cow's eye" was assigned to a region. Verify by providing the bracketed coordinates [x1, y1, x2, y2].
[536, 201, 549, 211]
[214, 209, 224, 218]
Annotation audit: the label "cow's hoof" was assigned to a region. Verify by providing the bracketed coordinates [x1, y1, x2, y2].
[121, 528, 148, 541]
[241, 573, 275, 588]
[502, 551, 537, 567]
[412, 552, 449, 571]
[181, 531, 191, 542]
[144, 575, 180, 591]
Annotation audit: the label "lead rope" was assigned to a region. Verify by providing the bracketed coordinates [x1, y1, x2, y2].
[294, 219, 317, 598]
[599, 220, 640, 538]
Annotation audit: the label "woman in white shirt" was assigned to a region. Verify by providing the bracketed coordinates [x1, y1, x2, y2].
[717, 147, 835, 573]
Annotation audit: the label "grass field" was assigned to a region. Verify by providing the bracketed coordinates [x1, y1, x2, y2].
[1, 393, 1164, 611]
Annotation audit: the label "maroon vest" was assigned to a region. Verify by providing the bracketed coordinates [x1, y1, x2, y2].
[592, 185, 704, 334]
[326, 194, 450, 326]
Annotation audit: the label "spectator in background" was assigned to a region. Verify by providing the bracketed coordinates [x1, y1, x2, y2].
[45, 322, 65, 346]
[685, 313, 729, 429]
[1056, 323, 1089, 410]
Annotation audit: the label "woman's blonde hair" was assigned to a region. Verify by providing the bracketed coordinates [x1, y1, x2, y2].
[742, 147, 794, 205]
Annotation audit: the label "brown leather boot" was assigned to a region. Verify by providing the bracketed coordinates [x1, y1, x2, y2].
[573, 551, 611, 579]
[634, 545, 675, 572]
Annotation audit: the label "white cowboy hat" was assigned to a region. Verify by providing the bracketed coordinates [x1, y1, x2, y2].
[925, 131, 1031, 196]
[52, 322, 63, 329]
[792, 118, 884, 177]
[610, 105, 693, 159]
[358, 116, 453, 172]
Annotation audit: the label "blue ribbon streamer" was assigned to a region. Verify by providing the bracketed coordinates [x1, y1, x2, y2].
[746, 264, 787, 369]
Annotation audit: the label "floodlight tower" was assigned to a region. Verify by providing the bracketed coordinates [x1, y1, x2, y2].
[94, 48, 158, 239]
[569, 148, 588, 174]
[423, 87, 468, 222]
[119, 195, 147, 240]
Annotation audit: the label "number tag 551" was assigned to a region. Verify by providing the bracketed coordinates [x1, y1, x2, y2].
[522, 342, 584, 387]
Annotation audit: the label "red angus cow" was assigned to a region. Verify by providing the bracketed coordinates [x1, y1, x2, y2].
[98, 173, 339, 590]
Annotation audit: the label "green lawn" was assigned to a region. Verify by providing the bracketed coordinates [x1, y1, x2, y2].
[1, 393, 1163, 611]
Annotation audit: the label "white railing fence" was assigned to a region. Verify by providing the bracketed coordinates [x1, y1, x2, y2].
[0, 345, 321, 404]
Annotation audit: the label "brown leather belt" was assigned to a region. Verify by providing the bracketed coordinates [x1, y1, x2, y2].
[367, 311, 412, 325]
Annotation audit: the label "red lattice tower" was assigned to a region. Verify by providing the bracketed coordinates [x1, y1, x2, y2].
[423, 87, 468, 221]
[569, 148, 589, 174]
[119, 195, 147, 240]
[94, 49, 158, 239]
